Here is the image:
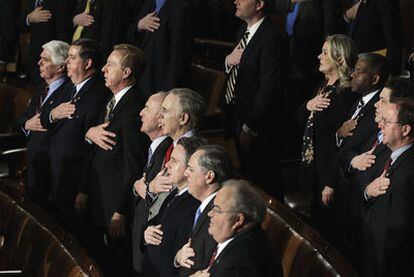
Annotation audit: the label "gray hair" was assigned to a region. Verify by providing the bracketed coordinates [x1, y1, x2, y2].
[168, 88, 206, 130]
[42, 40, 70, 66]
[196, 145, 233, 184]
[224, 179, 266, 225]
[325, 34, 358, 88]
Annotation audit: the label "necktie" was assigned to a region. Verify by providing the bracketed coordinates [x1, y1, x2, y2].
[383, 158, 392, 174]
[192, 206, 202, 230]
[39, 85, 49, 108]
[147, 146, 153, 167]
[155, 0, 166, 13]
[208, 247, 218, 267]
[72, 0, 92, 41]
[104, 97, 116, 123]
[285, 3, 300, 37]
[351, 98, 365, 119]
[164, 143, 174, 163]
[224, 31, 250, 104]
[34, 0, 43, 8]
[166, 187, 179, 207]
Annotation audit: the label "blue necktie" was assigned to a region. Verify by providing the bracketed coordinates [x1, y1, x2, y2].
[285, 3, 300, 37]
[192, 206, 202, 230]
[154, 0, 166, 13]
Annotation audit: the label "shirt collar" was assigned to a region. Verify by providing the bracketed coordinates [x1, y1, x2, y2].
[245, 17, 265, 45]
[48, 77, 66, 94]
[177, 186, 189, 196]
[216, 237, 235, 258]
[198, 192, 217, 214]
[391, 144, 413, 165]
[75, 76, 92, 95]
[173, 130, 194, 146]
[150, 135, 168, 154]
[361, 89, 380, 107]
[113, 85, 132, 108]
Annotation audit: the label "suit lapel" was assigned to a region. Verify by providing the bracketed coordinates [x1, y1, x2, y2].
[240, 19, 268, 65]
[386, 147, 414, 179]
[146, 137, 173, 174]
[108, 86, 134, 124]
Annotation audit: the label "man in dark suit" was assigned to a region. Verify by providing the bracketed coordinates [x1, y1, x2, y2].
[131, 91, 172, 274]
[192, 179, 282, 277]
[17, 40, 71, 210]
[127, 0, 193, 96]
[362, 98, 414, 276]
[80, 44, 149, 275]
[220, 0, 288, 200]
[174, 145, 234, 276]
[72, 0, 134, 58]
[342, 0, 404, 76]
[142, 137, 205, 276]
[41, 38, 110, 239]
[19, 0, 76, 83]
[0, 0, 20, 63]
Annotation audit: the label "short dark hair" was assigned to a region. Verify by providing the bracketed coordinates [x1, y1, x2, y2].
[223, 179, 266, 225]
[259, 0, 274, 16]
[196, 145, 234, 184]
[113, 44, 146, 83]
[358, 52, 389, 87]
[176, 136, 207, 164]
[72, 38, 103, 71]
[386, 77, 414, 101]
[393, 98, 414, 138]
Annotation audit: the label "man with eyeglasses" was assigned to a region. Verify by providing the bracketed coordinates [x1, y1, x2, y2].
[191, 179, 282, 277]
[361, 98, 414, 276]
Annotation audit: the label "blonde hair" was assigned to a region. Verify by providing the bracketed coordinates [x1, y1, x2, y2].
[325, 34, 358, 88]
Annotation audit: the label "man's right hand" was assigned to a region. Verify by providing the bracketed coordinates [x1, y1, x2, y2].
[85, 122, 116, 150]
[351, 149, 376, 171]
[74, 192, 88, 213]
[134, 175, 147, 199]
[148, 168, 172, 194]
[50, 101, 76, 121]
[365, 170, 390, 198]
[25, 114, 47, 132]
[226, 45, 244, 67]
[176, 238, 195, 268]
[137, 12, 160, 32]
[337, 118, 358, 139]
[27, 7, 52, 23]
[73, 12, 94, 27]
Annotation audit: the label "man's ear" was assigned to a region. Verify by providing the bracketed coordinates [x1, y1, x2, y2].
[84, 58, 93, 71]
[371, 74, 380, 86]
[180, 112, 190, 126]
[56, 64, 66, 74]
[401, 124, 412, 138]
[256, 0, 265, 12]
[205, 170, 215, 184]
[123, 67, 132, 80]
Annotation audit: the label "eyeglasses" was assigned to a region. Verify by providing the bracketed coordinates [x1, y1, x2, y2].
[380, 118, 400, 126]
[352, 66, 368, 74]
[211, 205, 235, 215]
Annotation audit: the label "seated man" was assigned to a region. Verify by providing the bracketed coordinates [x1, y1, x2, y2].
[141, 136, 205, 277]
[192, 180, 282, 277]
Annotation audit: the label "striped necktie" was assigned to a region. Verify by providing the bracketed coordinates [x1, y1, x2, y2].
[104, 97, 116, 123]
[224, 31, 250, 104]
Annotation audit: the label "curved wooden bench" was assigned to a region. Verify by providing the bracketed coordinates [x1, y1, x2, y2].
[259, 191, 357, 277]
[0, 181, 102, 276]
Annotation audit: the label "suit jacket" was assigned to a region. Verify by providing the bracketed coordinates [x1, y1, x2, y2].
[19, 0, 76, 82]
[86, 85, 149, 227]
[127, 0, 193, 96]
[209, 225, 282, 277]
[179, 197, 217, 276]
[142, 190, 199, 277]
[220, 18, 288, 137]
[74, 0, 133, 57]
[0, 0, 20, 61]
[362, 146, 414, 276]
[342, 0, 403, 75]
[17, 79, 72, 190]
[42, 75, 110, 212]
[132, 136, 173, 273]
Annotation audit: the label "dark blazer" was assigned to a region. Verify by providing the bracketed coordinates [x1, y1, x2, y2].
[209, 225, 282, 277]
[132, 136, 173, 273]
[73, 0, 133, 57]
[142, 190, 199, 277]
[362, 146, 414, 276]
[342, 0, 403, 75]
[0, 0, 20, 62]
[86, 85, 149, 227]
[19, 0, 76, 82]
[17, 79, 71, 198]
[179, 197, 217, 276]
[127, 0, 193, 96]
[42, 75, 110, 213]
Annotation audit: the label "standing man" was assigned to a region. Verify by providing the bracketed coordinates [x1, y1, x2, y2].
[126, 0, 193, 96]
[175, 145, 233, 276]
[131, 91, 172, 274]
[220, 0, 288, 200]
[362, 98, 414, 276]
[82, 44, 149, 276]
[41, 38, 110, 238]
[192, 180, 282, 277]
[19, 0, 76, 83]
[18, 40, 71, 210]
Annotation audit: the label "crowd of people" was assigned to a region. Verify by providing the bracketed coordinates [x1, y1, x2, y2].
[4, 0, 414, 276]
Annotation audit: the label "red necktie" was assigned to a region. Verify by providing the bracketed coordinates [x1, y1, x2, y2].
[383, 158, 392, 173]
[208, 247, 218, 267]
[164, 144, 174, 163]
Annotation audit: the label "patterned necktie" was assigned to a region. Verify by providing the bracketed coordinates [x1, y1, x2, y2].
[39, 85, 49, 107]
[72, 0, 92, 41]
[104, 97, 116, 123]
[146, 146, 153, 167]
[224, 31, 250, 104]
[301, 83, 334, 165]
[351, 98, 365, 120]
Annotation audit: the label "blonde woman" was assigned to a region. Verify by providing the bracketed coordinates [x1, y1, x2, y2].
[299, 34, 358, 244]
